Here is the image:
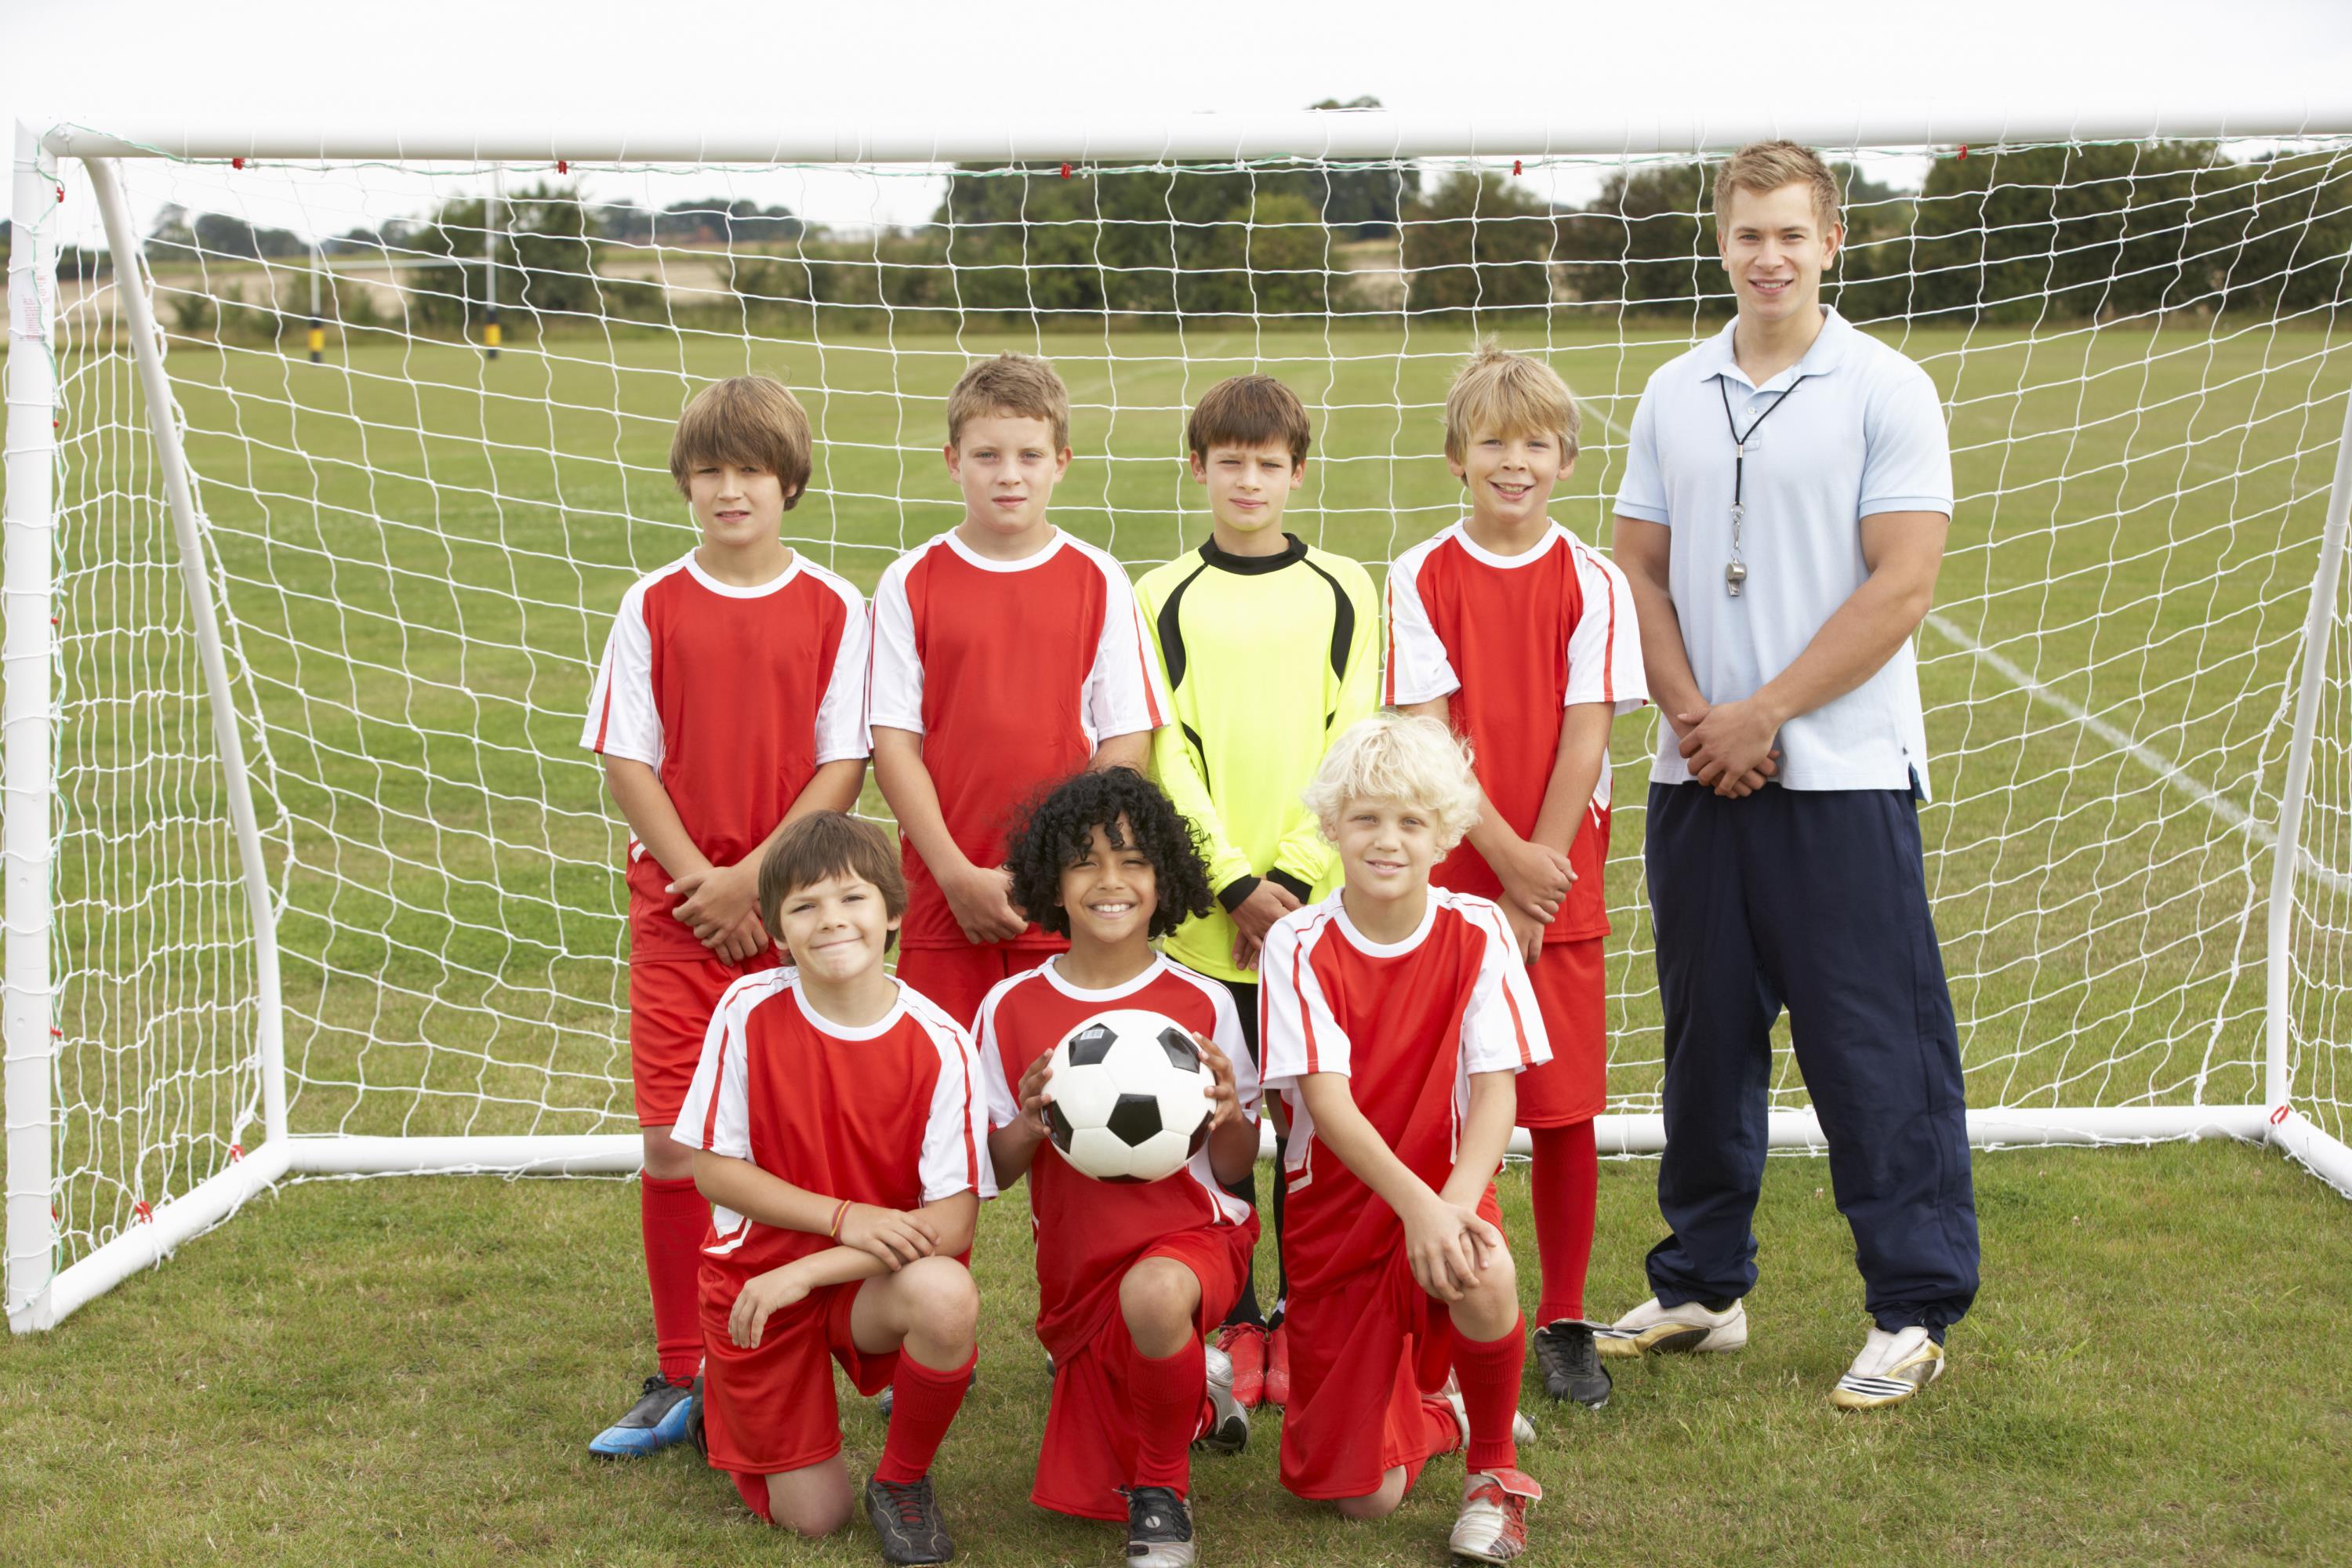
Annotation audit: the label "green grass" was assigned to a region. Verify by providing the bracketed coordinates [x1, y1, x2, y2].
[5, 1142, 2347, 1566]
[9, 314, 2352, 1563]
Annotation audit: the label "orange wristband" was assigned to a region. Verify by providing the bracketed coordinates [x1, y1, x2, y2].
[828, 1199, 851, 1239]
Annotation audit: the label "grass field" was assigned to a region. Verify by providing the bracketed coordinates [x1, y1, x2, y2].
[8, 312, 2352, 1563]
[5, 1143, 2349, 1566]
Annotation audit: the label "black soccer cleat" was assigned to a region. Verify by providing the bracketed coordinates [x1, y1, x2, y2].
[1533, 1319, 1613, 1410]
[864, 1474, 955, 1564]
[1122, 1484, 1197, 1567]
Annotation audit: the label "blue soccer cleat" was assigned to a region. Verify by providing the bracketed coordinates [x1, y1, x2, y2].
[588, 1374, 698, 1458]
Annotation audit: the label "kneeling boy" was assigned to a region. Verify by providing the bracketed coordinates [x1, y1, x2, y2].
[978, 768, 1260, 1568]
[675, 812, 992, 1565]
[1258, 714, 1549, 1563]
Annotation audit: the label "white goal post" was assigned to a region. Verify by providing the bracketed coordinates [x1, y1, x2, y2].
[9, 105, 2352, 1332]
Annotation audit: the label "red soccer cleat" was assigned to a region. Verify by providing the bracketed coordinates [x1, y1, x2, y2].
[1263, 1323, 1292, 1408]
[1214, 1323, 1266, 1409]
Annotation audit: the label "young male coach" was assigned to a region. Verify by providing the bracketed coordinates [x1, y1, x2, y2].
[1602, 140, 1979, 1410]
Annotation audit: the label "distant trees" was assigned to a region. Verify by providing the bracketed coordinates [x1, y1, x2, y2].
[122, 134, 2352, 343]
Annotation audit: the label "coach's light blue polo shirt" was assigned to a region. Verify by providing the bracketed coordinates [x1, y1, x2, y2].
[1615, 307, 1953, 798]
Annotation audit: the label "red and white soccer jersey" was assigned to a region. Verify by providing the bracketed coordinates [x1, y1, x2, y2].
[1385, 521, 1646, 942]
[672, 971, 992, 1475]
[1257, 889, 1549, 1296]
[674, 971, 995, 1281]
[866, 531, 1168, 952]
[582, 551, 869, 960]
[1257, 889, 1549, 1500]
[975, 955, 1258, 1362]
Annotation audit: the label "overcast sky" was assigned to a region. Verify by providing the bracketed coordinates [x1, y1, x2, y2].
[9, 0, 2352, 242]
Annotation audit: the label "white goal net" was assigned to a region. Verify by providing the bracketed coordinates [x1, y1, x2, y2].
[8, 114, 2351, 1329]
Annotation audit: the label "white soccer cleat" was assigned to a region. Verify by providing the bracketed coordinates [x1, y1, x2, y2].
[1443, 1384, 1537, 1447]
[1594, 1295, 1747, 1359]
[1448, 1468, 1542, 1563]
[1828, 1325, 1944, 1410]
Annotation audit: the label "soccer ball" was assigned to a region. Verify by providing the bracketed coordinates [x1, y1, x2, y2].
[1044, 1010, 1212, 1183]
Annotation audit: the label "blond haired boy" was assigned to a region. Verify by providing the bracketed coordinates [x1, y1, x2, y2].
[581, 374, 871, 1454]
[868, 353, 1168, 1028]
[1258, 712, 1548, 1563]
[1386, 343, 1647, 1408]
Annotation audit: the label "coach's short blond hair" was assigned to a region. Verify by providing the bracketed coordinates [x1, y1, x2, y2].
[670, 375, 812, 506]
[1713, 140, 1842, 236]
[1443, 340, 1581, 466]
[1303, 712, 1483, 853]
[946, 352, 1071, 451]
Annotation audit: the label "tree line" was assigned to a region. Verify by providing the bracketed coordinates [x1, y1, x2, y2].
[129, 139, 2352, 340]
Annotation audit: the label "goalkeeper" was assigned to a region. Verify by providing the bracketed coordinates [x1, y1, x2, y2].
[1604, 140, 1977, 1410]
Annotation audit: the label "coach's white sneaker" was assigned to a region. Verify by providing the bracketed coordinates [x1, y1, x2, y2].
[1594, 1296, 1747, 1359]
[1828, 1325, 1944, 1410]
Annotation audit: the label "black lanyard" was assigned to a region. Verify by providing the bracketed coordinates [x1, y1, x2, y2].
[1717, 373, 1804, 597]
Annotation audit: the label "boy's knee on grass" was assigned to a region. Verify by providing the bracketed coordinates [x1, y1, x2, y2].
[1334, 1468, 1410, 1520]
[1119, 1257, 1203, 1356]
[768, 1465, 853, 1538]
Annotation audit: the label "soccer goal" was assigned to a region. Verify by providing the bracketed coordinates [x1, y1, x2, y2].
[8, 107, 2352, 1332]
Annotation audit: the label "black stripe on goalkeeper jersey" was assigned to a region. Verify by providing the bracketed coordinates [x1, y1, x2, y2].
[1154, 532, 1352, 697]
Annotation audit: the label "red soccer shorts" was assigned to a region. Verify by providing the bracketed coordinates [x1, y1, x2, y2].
[628, 946, 784, 1126]
[1033, 1225, 1252, 1521]
[893, 942, 1059, 1031]
[1276, 1187, 1504, 1501]
[699, 1270, 898, 1481]
[1513, 936, 1606, 1128]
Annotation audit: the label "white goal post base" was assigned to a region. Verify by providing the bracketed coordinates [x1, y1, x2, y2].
[14, 1103, 2332, 1334]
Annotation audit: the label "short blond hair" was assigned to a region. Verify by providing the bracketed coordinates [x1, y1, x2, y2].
[946, 352, 1071, 451]
[670, 375, 812, 507]
[1303, 712, 1482, 853]
[1713, 140, 1842, 236]
[1443, 341, 1581, 465]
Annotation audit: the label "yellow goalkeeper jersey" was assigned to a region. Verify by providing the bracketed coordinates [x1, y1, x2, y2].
[1135, 533, 1381, 984]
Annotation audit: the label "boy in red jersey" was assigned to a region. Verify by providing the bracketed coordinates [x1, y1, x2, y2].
[976, 768, 1260, 1568]
[675, 812, 989, 1565]
[1258, 713, 1548, 1564]
[1387, 343, 1647, 1409]
[869, 353, 1169, 1029]
[580, 376, 869, 1456]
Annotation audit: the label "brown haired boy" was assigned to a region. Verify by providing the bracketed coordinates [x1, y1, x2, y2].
[581, 373, 870, 1456]
[1133, 372, 1378, 1409]
[677, 811, 989, 1561]
[869, 352, 1168, 1028]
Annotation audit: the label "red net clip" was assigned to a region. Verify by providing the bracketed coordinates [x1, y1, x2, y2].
[1957, 144, 1968, 160]
[1512, 158, 1523, 176]
[229, 1143, 245, 1161]
[557, 159, 569, 175]
[1059, 162, 1073, 180]
[47, 1025, 61, 1037]
[132, 1200, 154, 1224]
[231, 156, 245, 171]
[54, 184, 64, 205]
[2270, 1103, 2292, 1125]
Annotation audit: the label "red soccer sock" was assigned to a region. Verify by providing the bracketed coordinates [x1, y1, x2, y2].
[731, 1469, 775, 1523]
[640, 1174, 708, 1386]
[1530, 1120, 1599, 1326]
[1131, 1334, 1207, 1494]
[1453, 1316, 1528, 1474]
[874, 1348, 975, 1485]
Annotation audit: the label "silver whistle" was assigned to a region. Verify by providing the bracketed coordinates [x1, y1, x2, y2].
[1726, 560, 1748, 597]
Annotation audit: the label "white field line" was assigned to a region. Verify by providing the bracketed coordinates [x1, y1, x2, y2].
[1577, 404, 2350, 893]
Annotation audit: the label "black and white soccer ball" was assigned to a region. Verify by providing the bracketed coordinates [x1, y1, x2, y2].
[1044, 1009, 1212, 1183]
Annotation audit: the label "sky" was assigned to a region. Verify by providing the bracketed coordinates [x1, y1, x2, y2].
[8, 0, 2352, 244]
